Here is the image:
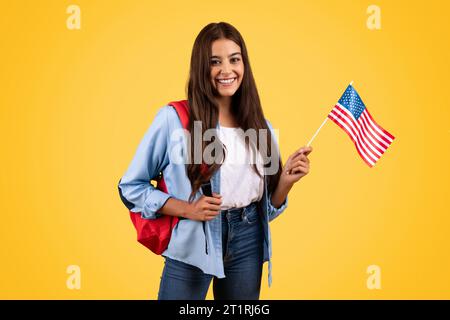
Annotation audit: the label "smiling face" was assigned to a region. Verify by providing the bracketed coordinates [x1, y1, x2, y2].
[210, 38, 244, 99]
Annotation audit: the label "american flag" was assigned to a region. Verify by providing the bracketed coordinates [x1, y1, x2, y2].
[327, 84, 395, 167]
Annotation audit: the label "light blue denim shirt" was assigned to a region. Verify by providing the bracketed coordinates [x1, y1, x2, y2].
[118, 105, 288, 287]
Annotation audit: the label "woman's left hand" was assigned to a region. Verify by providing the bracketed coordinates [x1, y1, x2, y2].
[280, 146, 313, 186]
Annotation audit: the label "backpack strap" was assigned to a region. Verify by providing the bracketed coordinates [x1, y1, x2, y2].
[167, 99, 209, 176]
[168, 100, 189, 129]
[167, 100, 212, 254]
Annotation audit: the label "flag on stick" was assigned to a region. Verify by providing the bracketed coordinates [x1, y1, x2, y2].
[327, 84, 395, 167]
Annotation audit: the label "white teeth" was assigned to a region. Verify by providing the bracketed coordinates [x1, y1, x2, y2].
[217, 78, 235, 84]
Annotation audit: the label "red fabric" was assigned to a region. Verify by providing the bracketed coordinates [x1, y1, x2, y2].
[129, 100, 189, 254]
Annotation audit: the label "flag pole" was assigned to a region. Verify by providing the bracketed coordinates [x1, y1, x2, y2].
[306, 80, 354, 147]
[306, 117, 328, 147]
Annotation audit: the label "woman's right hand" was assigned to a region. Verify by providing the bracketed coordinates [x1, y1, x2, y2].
[185, 192, 222, 221]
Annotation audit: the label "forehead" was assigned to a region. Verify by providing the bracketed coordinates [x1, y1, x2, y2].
[211, 38, 241, 56]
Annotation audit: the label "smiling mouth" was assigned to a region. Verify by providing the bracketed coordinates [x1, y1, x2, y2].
[216, 77, 237, 85]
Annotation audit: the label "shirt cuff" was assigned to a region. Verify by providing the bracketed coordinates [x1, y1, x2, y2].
[141, 189, 172, 219]
[267, 195, 288, 222]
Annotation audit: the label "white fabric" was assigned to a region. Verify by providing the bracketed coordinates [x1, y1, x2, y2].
[216, 125, 264, 210]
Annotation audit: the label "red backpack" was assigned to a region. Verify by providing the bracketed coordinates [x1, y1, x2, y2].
[129, 100, 190, 255]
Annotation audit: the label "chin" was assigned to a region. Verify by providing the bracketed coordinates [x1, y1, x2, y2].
[218, 90, 237, 97]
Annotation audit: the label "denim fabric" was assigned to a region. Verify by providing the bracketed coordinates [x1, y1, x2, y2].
[118, 105, 288, 286]
[157, 202, 264, 300]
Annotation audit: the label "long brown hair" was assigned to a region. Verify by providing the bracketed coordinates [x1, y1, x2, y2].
[186, 22, 282, 201]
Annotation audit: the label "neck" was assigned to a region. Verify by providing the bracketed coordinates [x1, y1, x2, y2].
[216, 96, 232, 112]
[216, 96, 237, 127]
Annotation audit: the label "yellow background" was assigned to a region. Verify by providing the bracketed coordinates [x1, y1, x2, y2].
[1, 0, 449, 299]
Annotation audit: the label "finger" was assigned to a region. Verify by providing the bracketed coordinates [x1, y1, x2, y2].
[299, 146, 313, 156]
[205, 196, 222, 205]
[291, 166, 309, 175]
[285, 153, 303, 170]
[286, 147, 304, 163]
[205, 210, 221, 217]
[287, 163, 308, 175]
[212, 192, 222, 198]
[205, 203, 221, 211]
[290, 152, 306, 164]
[288, 160, 308, 171]
[299, 154, 310, 164]
[292, 148, 304, 159]
[285, 153, 295, 165]
[290, 163, 309, 174]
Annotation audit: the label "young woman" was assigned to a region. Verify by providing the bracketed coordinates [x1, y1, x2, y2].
[118, 22, 312, 300]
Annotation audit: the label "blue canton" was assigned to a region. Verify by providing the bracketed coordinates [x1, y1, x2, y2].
[338, 85, 366, 120]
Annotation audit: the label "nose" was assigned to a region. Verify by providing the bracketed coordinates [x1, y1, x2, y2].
[219, 61, 233, 76]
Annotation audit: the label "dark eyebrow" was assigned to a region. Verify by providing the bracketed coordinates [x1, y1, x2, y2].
[210, 52, 242, 59]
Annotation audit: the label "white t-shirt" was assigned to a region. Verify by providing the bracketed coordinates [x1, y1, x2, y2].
[217, 125, 264, 210]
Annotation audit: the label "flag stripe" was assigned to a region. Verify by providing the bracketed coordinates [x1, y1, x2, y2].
[358, 111, 390, 149]
[327, 113, 374, 167]
[331, 108, 380, 161]
[339, 103, 389, 151]
[359, 111, 392, 146]
[358, 114, 388, 152]
[364, 108, 395, 141]
[335, 104, 386, 155]
[328, 112, 375, 166]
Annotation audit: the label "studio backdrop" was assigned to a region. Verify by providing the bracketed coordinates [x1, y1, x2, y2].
[0, 0, 449, 299]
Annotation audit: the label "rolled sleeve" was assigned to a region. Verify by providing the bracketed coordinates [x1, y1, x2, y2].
[267, 194, 288, 222]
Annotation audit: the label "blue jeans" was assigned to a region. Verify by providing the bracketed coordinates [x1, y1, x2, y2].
[157, 201, 264, 300]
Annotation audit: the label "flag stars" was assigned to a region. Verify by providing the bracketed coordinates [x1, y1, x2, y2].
[338, 85, 366, 120]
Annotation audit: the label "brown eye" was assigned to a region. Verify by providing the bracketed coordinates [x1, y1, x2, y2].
[231, 57, 241, 63]
[211, 60, 220, 65]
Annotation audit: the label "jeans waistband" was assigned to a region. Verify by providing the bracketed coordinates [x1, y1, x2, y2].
[220, 201, 258, 215]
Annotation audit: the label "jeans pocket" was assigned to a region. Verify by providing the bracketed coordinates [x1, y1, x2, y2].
[243, 207, 259, 225]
